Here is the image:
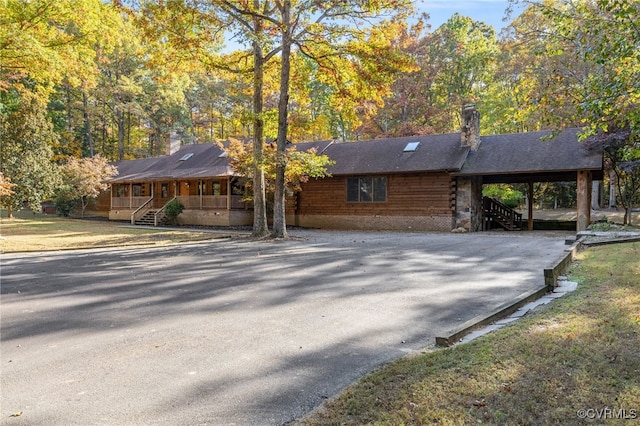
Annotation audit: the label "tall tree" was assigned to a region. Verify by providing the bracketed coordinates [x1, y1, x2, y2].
[259, 0, 414, 237]
[0, 0, 115, 95]
[136, 0, 273, 237]
[510, 0, 640, 220]
[0, 91, 61, 218]
[426, 13, 500, 132]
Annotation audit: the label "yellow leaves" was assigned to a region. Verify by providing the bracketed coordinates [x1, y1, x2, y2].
[0, 0, 124, 92]
[59, 155, 118, 199]
[221, 138, 333, 197]
[0, 173, 16, 197]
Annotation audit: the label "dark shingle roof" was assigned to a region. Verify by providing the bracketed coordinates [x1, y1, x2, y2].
[109, 143, 233, 183]
[457, 128, 602, 176]
[306, 134, 470, 175]
[108, 128, 602, 183]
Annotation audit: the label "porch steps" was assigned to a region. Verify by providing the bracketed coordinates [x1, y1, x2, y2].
[483, 197, 522, 231]
[134, 210, 165, 226]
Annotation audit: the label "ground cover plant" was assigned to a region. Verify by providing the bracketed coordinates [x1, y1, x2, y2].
[299, 242, 640, 425]
[0, 211, 220, 253]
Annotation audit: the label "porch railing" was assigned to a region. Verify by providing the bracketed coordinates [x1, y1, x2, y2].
[154, 197, 176, 226]
[130, 197, 154, 225]
[230, 195, 250, 209]
[176, 195, 227, 209]
[174, 195, 251, 210]
[113, 196, 152, 209]
[203, 195, 228, 209]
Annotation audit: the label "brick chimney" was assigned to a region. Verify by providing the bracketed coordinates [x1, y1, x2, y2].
[461, 104, 480, 151]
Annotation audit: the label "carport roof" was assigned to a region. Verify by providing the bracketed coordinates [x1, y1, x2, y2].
[454, 128, 603, 182]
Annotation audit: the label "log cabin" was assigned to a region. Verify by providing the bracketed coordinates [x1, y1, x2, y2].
[101, 105, 603, 232]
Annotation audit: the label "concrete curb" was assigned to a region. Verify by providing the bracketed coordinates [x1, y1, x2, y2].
[581, 236, 640, 247]
[435, 238, 583, 347]
[544, 239, 582, 288]
[434, 286, 548, 347]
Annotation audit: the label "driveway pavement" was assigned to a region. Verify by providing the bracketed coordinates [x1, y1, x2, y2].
[1, 230, 571, 425]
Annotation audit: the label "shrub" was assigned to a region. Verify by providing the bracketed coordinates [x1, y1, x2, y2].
[164, 199, 184, 224]
[483, 184, 523, 209]
[54, 186, 76, 217]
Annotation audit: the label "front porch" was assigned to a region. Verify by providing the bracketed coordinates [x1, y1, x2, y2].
[108, 178, 253, 227]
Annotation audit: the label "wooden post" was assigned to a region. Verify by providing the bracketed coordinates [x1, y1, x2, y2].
[577, 170, 592, 231]
[528, 180, 534, 231]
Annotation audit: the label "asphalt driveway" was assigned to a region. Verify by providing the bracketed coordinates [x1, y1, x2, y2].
[1, 230, 571, 425]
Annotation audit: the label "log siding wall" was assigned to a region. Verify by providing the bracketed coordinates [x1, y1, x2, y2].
[296, 173, 455, 231]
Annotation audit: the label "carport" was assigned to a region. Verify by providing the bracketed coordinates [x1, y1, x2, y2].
[454, 128, 604, 232]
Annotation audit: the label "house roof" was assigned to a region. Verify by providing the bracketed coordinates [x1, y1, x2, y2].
[108, 128, 602, 184]
[301, 133, 470, 175]
[455, 128, 603, 181]
[109, 143, 234, 183]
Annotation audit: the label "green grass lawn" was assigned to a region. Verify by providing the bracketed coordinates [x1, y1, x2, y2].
[0, 210, 223, 253]
[299, 242, 640, 425]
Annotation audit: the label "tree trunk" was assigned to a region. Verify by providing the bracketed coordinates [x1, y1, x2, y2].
[625, 206, 631, 225]
[251, 11, 269, 238]
[609, 168, 617, 208]
[7, 205, 13, 219]
[272, 0, 292, 239]
[117, 109, 125, 161]
[82, 89, 95, 156]
[591, 180, 600, 210]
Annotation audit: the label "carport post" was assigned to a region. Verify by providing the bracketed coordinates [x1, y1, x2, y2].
[528, 180, 534, 231]
[577, 170, 592, 231]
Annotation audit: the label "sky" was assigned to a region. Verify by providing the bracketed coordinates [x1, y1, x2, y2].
[415, 0, 523, 32]
[221, 1, 524, 51]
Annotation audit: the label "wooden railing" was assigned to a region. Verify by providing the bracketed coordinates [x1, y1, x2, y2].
[175, 195, 251, 210]
[130, 197, 154, 225]
[113, 196, 152, 209]
[154, 197, 176, 226]
[483, 197, 522, 231]
[230, 195, 251, 209]
[176, 195, 228, 209]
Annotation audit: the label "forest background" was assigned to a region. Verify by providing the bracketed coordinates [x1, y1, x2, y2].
[1, 0, 639, 233]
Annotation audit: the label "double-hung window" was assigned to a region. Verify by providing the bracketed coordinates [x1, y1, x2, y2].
[347, 176, 387, 202]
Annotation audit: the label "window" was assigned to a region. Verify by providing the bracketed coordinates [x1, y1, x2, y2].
[161, 183, 168, 198]
[403, 141, 420, 152]
[347, 177, 387, 202]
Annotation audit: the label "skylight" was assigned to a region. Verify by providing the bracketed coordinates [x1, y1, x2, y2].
[403, 141, 420, 152]
[179, 153, 194, 161]
[218, 151, 228, 158]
